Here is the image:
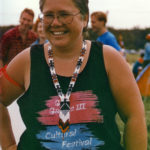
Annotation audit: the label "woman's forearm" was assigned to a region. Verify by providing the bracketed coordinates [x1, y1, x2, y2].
[0, 103, 16, 150]
[124, 115, 147, 150]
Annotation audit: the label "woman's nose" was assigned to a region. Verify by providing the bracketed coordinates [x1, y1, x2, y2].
[51, 15, 62, 26]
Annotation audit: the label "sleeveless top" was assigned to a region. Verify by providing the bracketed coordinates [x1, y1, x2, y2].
[17, 41, 124, 150]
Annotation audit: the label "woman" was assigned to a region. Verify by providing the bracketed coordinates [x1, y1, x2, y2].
[0, 0, 147, 149]
[31, 17, 48, 46]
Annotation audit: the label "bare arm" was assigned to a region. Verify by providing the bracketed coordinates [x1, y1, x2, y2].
[0, 48, 30, 106]
[103, 45, 147, 150]
[0, 103, 17, 150]
[0, 48, 30, 149]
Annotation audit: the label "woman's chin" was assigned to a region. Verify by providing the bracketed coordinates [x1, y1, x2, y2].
[50, 39, 70, 48]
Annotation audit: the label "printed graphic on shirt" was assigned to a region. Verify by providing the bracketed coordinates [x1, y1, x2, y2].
[37, 125, 104, 150]
[36, 90, 104, 149]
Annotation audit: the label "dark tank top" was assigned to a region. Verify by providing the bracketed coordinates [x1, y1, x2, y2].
[17, 41, 124, 150]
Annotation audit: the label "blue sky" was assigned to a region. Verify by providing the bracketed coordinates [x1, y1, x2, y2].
[1, 0, 150, 29]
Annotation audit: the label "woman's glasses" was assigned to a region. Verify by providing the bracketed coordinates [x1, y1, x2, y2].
[40, 11, 80, 25]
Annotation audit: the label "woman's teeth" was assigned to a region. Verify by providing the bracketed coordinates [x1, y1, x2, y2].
[52, 32, 65, 35]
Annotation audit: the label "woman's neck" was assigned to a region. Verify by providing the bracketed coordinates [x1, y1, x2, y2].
[51, 39, 84, 59]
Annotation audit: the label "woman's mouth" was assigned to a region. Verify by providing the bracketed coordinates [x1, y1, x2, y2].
[50, 31, 68, 36]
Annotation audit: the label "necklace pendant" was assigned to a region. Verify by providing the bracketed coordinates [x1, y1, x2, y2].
[58, 98, 70, 133]
[58, 118, 70, 134]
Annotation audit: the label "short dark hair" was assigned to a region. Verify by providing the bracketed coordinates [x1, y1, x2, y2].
[91, 11, 107, 24]
[20, 8, 34, 18]
[72, 0, 89, 18]
[72, 0, 89, 32]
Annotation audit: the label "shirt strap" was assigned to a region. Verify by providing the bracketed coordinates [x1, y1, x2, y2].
[0, 65, 22, 88]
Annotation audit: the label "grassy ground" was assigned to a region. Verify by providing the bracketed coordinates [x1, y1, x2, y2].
[116, 99, 150, 150]
[116, 53, 150, 149]
[144, 99, 150, 150]
[126, 53, 140, 65]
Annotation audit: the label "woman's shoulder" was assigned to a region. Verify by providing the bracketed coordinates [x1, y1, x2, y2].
[103, 44, 124, 58]
[0, 47, 31, 105]
[102, 45, 127, 74]
[102, 44, 122, 62]
[6, 47, 31, 88]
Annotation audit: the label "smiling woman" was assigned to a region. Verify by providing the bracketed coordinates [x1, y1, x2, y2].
[0, 0, 147, 150]
[39, 0, 88, 49]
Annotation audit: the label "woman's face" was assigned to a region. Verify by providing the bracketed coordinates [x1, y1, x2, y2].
[37, 22, 45, 39]
[42, 0, 87, 49]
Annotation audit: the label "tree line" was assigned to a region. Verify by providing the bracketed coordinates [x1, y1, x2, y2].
[85, 27, 150, 50]
[1, 25, 150, 50]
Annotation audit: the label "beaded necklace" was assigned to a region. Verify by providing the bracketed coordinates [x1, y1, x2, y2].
[48, 41, 87, 135]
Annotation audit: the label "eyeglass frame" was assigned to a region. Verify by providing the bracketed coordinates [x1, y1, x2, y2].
[39, 11, 81, 25]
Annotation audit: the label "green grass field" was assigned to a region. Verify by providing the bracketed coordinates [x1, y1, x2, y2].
[117, 53, 150, 149]
[116, 99, 150, 150]
[144, 100, 150, 150]
[126, 53, 140, 64]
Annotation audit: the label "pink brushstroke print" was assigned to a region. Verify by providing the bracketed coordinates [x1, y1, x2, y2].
[37, 91, 103, 125]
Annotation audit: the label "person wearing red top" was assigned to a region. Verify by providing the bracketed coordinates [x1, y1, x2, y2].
[0, 8, 37, 66]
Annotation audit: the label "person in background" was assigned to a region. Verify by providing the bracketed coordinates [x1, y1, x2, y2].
[0, 8, 37, 67]
[0, 0, 147, 150]
[118, 34, 126, 59]
[132, 52, 144, 78]
[91, 11, 121, 52]
[143, 33, 150, 68]
[118, 34, 125, 48]
[31, 17, 48, 46]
